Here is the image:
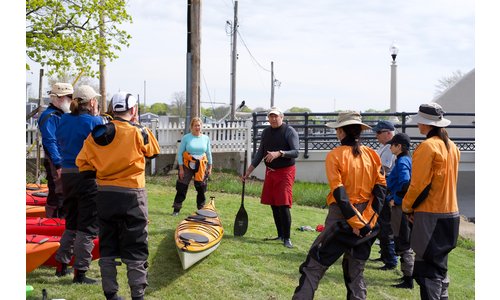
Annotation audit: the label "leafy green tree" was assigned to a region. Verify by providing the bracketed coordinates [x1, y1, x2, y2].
[26, 0, 132, 77]
[150, 103, 169, 115]
[286, 107, 312, 113]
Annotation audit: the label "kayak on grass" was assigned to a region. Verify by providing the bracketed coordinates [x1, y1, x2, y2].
[26, 205, 46, 218]
[26, 217, 65, 236]
[26, 183, 48, 192]
[174, 199, 224, 270]
[26, 192, 48, 206]
[26, 240, 60, 273]
[26, 234, 100, 267]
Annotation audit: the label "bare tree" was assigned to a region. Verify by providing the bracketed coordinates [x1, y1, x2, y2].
[171, 92, 186, 118]
[434, 70, 465, 97]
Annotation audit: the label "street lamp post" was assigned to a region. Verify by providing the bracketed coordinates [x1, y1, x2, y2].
[389, 42, 399, 123]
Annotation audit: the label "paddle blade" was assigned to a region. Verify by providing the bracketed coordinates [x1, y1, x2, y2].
[233, 205, 248, 236]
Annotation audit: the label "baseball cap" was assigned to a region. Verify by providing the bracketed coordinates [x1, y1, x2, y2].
[73, 85, 101, 103]
[111, 92, 138, 112]
[372, 120, 395, 132]
[267, 107, 283, 116]
[387, 133, 411, 148]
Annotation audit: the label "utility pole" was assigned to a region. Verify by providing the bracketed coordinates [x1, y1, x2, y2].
[99, 0, 107, 112]
[186, 0, 201, 132]
[229, 0, 238, 120]
[144, 80, 147, 107]
[270, 61, 274, 107]
[35, 69, 44, 182]
[191, 0, 201, 119]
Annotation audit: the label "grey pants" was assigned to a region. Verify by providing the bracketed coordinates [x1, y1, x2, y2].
[99, 257, 148, 298]
[55, 230, 96, 271]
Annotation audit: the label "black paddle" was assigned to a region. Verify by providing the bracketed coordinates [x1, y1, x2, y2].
[234, 150, 249, 236]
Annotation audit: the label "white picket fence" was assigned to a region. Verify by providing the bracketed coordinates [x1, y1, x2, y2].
[26, 121, 252, 158]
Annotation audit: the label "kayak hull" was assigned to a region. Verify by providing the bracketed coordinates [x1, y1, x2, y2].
[26, 205, 46, 218]
[174, 200, 223, 270]
[26, 217, 65, 236]
[26, 234, 100, 267]
[26, 241, 60, 273]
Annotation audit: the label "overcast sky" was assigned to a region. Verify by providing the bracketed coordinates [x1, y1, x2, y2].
[25, 0, 475, 113]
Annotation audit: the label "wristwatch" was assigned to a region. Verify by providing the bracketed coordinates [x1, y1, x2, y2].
[279, 150, 285, 157]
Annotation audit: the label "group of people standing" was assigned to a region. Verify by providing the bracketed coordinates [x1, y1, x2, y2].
[39, 88, 460, 300]
[292, 103, 460, 300]
[38, 82, 160, 300]
[173, 103, 460, 300]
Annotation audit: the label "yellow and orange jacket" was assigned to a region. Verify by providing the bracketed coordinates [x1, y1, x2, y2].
[402, 136, 460, 214]
[325, 145, 386, 231]
[182, 151, 208, 182]
[76, 119, 160, 189]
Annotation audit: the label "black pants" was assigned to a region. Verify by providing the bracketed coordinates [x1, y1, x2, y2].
[271, 205, 291, 239]
[44, 158, 64, 218]
[97, 188, 149, 261]
[172, 165, 208, 211]
[61, 171, 98, 235]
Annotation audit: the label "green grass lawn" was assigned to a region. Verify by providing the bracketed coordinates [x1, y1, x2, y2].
[26, 174, 475, 300]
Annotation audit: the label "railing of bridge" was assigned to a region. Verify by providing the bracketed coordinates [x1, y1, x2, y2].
[251, 111, 475, 159]
[26, 112, 474, 159]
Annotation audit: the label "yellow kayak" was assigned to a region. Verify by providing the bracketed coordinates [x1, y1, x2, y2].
[174, 199, 223, 270]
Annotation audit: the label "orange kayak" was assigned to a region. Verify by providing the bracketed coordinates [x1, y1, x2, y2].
[26, 183, 48, 192]
[26, 205, 46, 218]
[26, 240, 60, 273]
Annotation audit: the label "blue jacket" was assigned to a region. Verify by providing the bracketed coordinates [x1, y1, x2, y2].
[56, 110, 104, 169]
[386, 153, 412, 205]
[38, 104, 65, 168]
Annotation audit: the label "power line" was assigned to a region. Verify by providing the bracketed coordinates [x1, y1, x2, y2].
[237, 30, 271, 73]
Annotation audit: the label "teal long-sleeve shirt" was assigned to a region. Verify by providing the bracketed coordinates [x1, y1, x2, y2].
[177, 133, 213, 165]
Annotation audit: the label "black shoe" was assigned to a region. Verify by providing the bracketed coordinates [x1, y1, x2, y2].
[392, 276, 414, 289]
[172, 208, 180, 216]
[73, 270, 98, 284]
[55, 263, 70, 277]
[264, 236, 283, 241]
[379, 264, 397, 270]
[283, 239, 293, 248]
[105, 293, 125, 300]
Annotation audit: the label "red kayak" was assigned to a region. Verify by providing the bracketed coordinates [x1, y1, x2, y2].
[26, 234, 100, 267]
[26, 217, 65, 236]
[26, 192, 48, 206]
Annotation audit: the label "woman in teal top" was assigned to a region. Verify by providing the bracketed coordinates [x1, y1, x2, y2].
[172, 117, 213, 215]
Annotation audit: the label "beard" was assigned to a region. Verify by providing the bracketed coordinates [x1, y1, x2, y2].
[60, 100, 71, 113]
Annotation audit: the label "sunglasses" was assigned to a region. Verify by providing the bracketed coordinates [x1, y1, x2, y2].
[376, 130, 389, 134]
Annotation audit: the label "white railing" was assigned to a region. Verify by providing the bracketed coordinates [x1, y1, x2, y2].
[26, 120, 252, 158]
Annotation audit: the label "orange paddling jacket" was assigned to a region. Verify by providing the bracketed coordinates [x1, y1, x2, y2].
[182, 151, 208, 182]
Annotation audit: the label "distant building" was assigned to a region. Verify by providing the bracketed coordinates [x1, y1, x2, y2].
[139, 112, 159, 125]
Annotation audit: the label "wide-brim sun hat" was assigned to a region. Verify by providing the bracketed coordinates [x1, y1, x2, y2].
[409, 102, 451, 127]
[325, 111, 371, 130]
[49, 82, 74, 97]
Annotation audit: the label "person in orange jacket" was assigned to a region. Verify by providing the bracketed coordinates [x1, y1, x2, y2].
[402, 103, 460, 299]
[76, 92, 160, 300]
[292, 111, 386, 300]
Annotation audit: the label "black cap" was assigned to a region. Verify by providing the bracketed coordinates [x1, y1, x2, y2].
[387, 133, 411, 148]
